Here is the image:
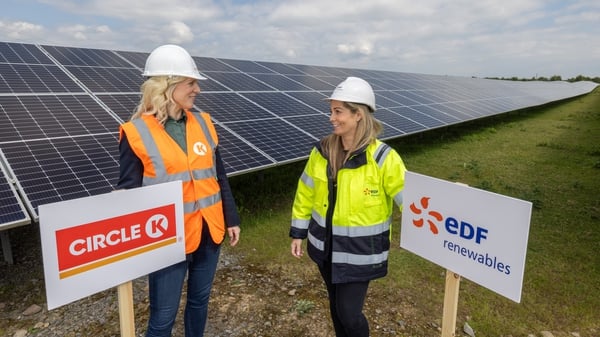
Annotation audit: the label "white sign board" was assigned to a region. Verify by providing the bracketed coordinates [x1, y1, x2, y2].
[39, 181, 186, 310]
[400, 171, 532, 302]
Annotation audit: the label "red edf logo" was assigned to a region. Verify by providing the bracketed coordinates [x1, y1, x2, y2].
[409, 196, 490, 244]
[409, 197, 443, 234]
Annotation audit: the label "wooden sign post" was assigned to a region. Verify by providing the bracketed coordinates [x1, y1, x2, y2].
[118, 281, 135, 337]
[441, 270, 461, 337]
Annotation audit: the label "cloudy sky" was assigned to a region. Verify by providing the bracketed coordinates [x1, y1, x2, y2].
[1, 0, 598, 79]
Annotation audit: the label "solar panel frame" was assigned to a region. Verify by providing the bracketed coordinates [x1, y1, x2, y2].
[0, 150, 31, 230]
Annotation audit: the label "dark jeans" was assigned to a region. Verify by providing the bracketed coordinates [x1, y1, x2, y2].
[145, 234, 221, 337]
[318, 264, 370, 337]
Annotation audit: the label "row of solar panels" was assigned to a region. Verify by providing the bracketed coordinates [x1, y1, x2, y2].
[0, 41, 597, 231]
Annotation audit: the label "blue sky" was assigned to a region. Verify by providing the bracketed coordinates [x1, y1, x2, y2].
[1, 0, 598, 79]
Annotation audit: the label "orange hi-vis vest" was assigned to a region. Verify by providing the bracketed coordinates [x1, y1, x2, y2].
[119, 110, 226, 253]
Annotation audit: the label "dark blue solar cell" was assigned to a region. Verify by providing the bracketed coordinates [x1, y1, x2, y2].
[0, 168, 30, 228]
[376, 108, 426, 135]
[213, 124, 274, 175]
[0, 42, 53, 64]
[96, 93, 140, 122]
[285, 91, 330, 112]
[205, 72, 273, 91]
[389, 106, 445, 128]
[248, 73, 313, 91]
[116, 50, 148, 68]
[0, 134, 118, 217]
[42, 45, 133, 67]
[240, 92, 321, 117]
[368, 78, 398, 91]
[287, 64, 332, 76]
[388, 79, 414, 90]
[67, 66, 143, 92]
[219, 59, 274, 74]
[194, 57, 237, 72]
[0, 95, 120, 142]
[256, 61, 305, 75]
[413, 105, 461, 124]
[314, 76, 345, 87]
[0, 64, 83, 93]
[318, 67, 352, 77]
[283, 114, 331, 140]
[375, 92, 405, 108]
[435, 103, 478, 120]
[380, 91, 421, 106]
[197, 92, 274, 122]
[399, 90, 438, 105]
[285, 75, 335, 91]
[223, 118, 317, 162]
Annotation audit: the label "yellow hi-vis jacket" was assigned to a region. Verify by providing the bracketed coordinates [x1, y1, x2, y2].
[290, 139, 406, 283]
[119, 110, 226, 253]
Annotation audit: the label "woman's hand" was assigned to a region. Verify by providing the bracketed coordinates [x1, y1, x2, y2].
[291, 239, 304, 258]
[228, 226, 240, 246]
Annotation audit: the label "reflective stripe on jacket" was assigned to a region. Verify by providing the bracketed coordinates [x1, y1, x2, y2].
[119, 110, 226, 253]
[290, 139, 406, 283]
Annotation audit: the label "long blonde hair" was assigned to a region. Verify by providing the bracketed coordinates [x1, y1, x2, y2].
[320, 102, 383, 179]
[130, 75, 188, 125]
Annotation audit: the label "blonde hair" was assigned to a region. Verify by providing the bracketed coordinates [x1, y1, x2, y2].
[131, 75, 188, 125]
[320, 102, 383, 178]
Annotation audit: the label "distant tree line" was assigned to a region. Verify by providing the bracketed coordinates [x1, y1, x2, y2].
[485, 75, 600, 84]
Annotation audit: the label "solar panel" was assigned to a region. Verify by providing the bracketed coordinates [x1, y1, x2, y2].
[0, 40, 597, 229]
[1, 134, 119, 220]
[0, 150, 30, 230]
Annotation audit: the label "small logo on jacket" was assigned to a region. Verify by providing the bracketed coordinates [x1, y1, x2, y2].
[193, 141, 207, 155]
[363, 188, 379, 196]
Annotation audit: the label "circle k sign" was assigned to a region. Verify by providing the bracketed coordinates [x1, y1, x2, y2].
[39, 181, 185, 310]
[55, 205, 177, 279]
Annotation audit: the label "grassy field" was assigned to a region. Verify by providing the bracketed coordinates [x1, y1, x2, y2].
[226, 86, 600, 336]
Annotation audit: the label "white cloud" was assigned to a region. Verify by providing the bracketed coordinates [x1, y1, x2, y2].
[2, 0, 598, 78]
[0, 20, 44, 40]
[165, 21, 194, 44]
[40, 0, 222, 21]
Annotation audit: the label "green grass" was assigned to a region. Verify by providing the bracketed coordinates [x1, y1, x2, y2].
[227, 87, 600, 336]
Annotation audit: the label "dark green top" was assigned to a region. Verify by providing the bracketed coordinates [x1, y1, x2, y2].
[164, 113, 187, 153]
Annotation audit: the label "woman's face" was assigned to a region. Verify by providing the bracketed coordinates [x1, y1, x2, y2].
[172, 78, 201, 110]
[329, 100, 361, 137]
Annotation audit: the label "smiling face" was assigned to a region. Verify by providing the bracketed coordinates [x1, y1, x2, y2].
[172, 77, 201, 110]
[329, 99, 362, 142]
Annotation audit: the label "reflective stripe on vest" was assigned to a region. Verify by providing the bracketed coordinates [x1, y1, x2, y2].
[131, 118, 222, 215]
[332, 250, 389, 266]
[374, 142, 403, 207]
[123, 111, 226, 252]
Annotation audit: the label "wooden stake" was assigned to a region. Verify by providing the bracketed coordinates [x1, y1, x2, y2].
[441, 269, 461, 337]
[118, 281, 135, 337]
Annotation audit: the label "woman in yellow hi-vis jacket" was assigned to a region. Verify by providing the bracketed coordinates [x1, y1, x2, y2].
[290, 77, 406, 337]
[117, 44, 240, 337]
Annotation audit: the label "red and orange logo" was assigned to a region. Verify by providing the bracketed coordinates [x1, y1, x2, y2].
[55, 204, 177, 279]
[409, 197, 443, 234]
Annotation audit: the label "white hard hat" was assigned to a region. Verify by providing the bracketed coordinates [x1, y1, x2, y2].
[142, 44, 206, 80]
[328, 77, 376, 112]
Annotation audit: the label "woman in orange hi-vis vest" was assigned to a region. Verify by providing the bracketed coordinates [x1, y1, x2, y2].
[117, 44, 241, 337]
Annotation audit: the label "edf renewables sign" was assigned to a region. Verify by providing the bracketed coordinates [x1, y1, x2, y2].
[400, 171, 532, 303]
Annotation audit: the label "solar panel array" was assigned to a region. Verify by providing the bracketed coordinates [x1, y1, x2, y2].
[0, 41, 597, 228]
